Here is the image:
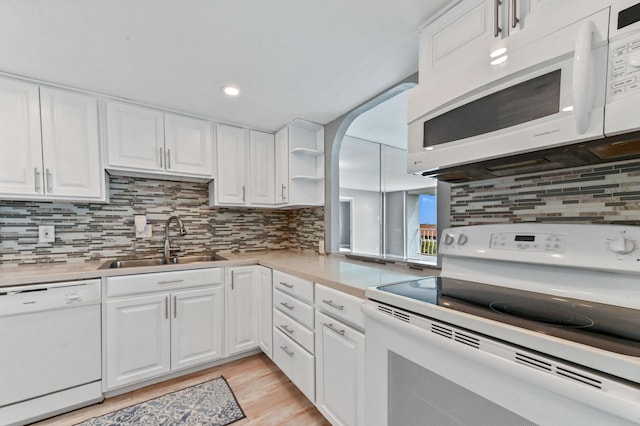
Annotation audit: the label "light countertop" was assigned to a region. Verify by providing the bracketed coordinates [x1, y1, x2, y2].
[0, 251, 439, 298]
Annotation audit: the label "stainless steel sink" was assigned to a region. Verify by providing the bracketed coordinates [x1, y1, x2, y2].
[172, 254, 227, 264]
[99, 254, 227, 269]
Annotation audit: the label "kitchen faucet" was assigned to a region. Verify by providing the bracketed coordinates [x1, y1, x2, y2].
[164, 216, 187, 261]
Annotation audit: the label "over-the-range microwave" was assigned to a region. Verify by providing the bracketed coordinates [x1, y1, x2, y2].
[408, 0, 640, 182]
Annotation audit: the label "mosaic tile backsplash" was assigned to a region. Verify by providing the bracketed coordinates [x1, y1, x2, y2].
[0, 176, 325, 265]
[450, 159, 640, 226]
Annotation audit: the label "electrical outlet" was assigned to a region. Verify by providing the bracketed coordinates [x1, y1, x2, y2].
[38, 225, 55, 243]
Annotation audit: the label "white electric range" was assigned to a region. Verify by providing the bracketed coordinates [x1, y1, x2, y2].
[364, 223, 640, 426]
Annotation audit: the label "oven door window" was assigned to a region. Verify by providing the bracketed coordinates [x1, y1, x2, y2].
[423, 70, 561, 148]
[388, 351, 535, 426]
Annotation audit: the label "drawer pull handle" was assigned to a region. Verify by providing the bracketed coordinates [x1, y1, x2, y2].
[324, 323, 345, 336]
[281, 324, 295, 334]
[280, 345, 294, 357]
[280, 302, 294, 310]
[322, 299, 344, 310]
[157, 279, 184, 285]
[279, 281, 294, 288]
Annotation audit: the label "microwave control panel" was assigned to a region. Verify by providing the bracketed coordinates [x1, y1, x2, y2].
[608, 35, 640, 98]
[609, 1, 640, 99]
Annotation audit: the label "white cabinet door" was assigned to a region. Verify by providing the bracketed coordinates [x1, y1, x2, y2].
[274, 127, 289, 205]
[419, 0, 493, 79]
[258, 266, 273, 358]
[106, 100, 164, 172]
[226, 266, 260, 355]
[215, 124, 247, 204]
[105, 293, 171, 389]
[0, 77, 42, 196]
[315, 311, 365, 426]
[171, 286, 223, 371]
[40, 87, 103, 199]
[164, 113, 213, 177]
[248, 130, 275, 205]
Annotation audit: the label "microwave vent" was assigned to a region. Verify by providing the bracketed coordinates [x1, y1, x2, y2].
[589, 140, 640, 159]
[421, 132, 640, 182]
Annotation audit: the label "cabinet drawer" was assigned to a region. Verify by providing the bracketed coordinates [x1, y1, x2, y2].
[272, 270, 313, 304]
[273, 289, 314, 330]
[107, 268, 223, 297]
[315, 284, 365, 330]
[274, 308, 314, 354]
[273, 327, 315, 402]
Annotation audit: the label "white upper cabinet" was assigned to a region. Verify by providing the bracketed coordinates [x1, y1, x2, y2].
[106, 100, 164, 172]
[248, 130, 276, 205]
[274, 127, 289, 205]
[0, 77, 105, 201]
[0, 78, 43, 196]
[211, 124, 276, 207]
[40, 87, 103, 199]
[213, 123, 247, 205]
[164, 113, 213, 176]
[275, 119, 324, 207]
[105, 100, 213, 179]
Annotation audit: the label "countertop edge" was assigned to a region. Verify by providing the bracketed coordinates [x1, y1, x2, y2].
[0, 252, 440, 299]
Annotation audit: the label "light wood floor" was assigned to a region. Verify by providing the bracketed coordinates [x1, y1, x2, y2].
[34, 354, 330, 426]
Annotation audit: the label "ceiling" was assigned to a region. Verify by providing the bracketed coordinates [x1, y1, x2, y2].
[0, 0, 453, 132]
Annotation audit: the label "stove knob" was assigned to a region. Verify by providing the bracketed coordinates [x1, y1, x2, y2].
[457, 233, 468, 245]
[443, 234, 455, 246]
[608, 232, 636, 254]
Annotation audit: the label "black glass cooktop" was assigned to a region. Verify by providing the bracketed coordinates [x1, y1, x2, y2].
[378, 277, 640, 357]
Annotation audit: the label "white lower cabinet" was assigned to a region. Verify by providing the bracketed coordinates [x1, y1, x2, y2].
[226, 266, 261, 356]
[271, 269, 315, 403]
[315, 311, 365, 426]
[258, 266, 273, 358]
[171, 287, 224, 370]
[105, 268, 223, 390]
[105, 293, 171, 388]
[274, 327, 315, 402]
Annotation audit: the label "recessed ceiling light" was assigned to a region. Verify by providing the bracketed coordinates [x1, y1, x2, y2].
[490, 55, 508, 66]
[562, 105, 574, 112]
[223, 86, 240, 96]
[490, 47, 507, 58]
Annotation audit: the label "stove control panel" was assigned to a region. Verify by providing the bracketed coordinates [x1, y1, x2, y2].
[606, 231, 637, 255]
[439, 224, 640, 274]
[489, 232, 566, 252]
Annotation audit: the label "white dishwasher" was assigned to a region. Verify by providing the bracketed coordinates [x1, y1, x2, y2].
[0, 279, 102, 426]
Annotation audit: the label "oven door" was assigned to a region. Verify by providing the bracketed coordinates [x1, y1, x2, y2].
[363, 301, 640, 426]
[407, 8, 609, 175]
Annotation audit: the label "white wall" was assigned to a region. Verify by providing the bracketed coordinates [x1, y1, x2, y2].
[339, 188, 381, 256]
